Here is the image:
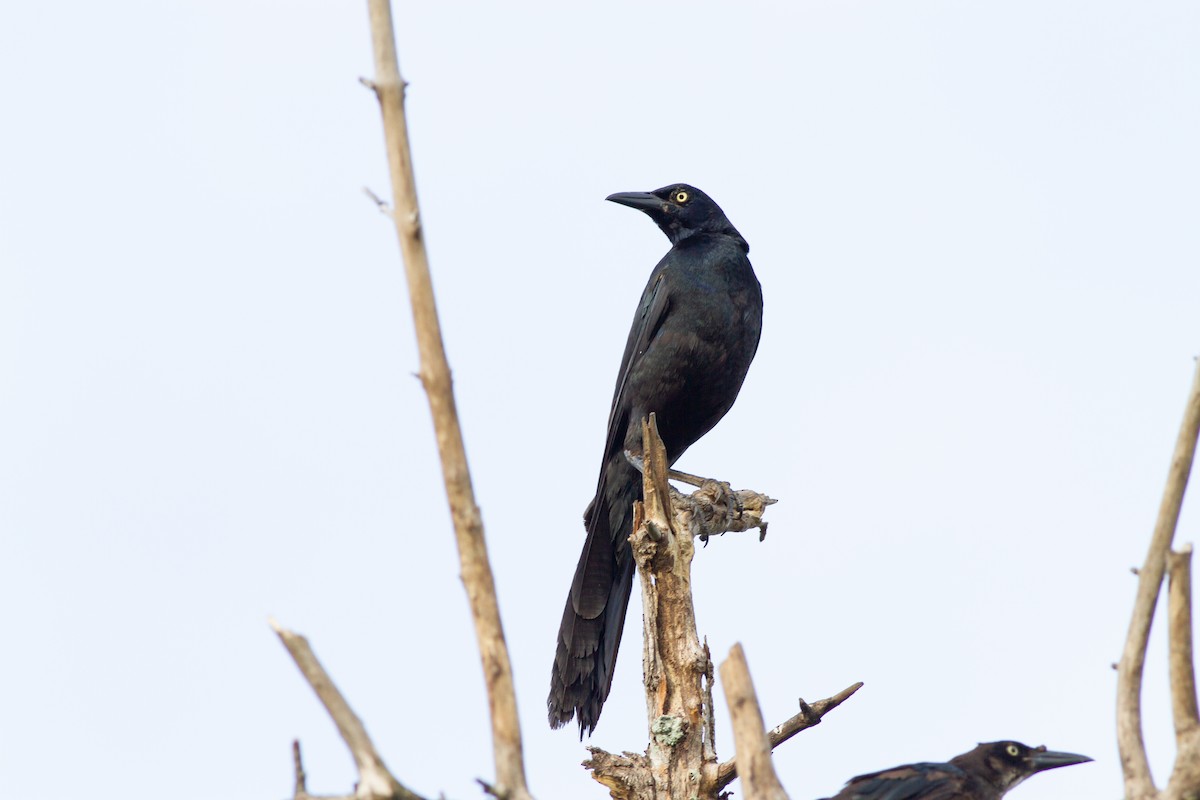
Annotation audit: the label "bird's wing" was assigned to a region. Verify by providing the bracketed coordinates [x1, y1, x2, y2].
[570, 269, 670, 612]
[602, 269, 671, 459]
[830, 764, 969, 800]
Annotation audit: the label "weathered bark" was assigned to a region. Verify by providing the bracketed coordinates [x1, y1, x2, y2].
[582, 416, 720, 800]
[1116, 358, 1200, 800]
[585, 415, 856, 800]
[636, 415, 717, 800]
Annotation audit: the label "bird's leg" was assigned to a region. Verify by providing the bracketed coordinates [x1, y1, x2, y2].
[660, 465, 707, 488]
[624, 451, 733, 490]
[626, 450, 699, 484]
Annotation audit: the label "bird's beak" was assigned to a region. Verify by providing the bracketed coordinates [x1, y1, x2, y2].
[606, 191, 667, 213]
[1028, 748, 1093, 773]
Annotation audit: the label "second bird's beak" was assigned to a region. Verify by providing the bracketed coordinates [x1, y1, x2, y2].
[1028, 748, 1093, 773]
[606, 191, 667, 213]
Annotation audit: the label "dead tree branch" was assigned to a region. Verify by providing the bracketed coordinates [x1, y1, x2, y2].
[714, 681, 864, 792]
[292, 741, 311, 800]
[586, 416, 853, 799]
[1169, 545, 1199, 739]
[635, 414, 718, 799]
[1166, 545, 1200, 796]
[585, 415, 762, 800]
[1117, 358, 1200, 800]
[362, 2, 533, 799]
[271, 619, 423, 800]
[720, 644, 789, 800]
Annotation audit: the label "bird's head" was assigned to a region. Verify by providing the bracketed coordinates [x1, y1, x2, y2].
[606, 184, 747, 249]
[957, 741, 1092, 795]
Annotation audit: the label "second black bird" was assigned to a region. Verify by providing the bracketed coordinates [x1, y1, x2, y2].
[821, 740, 1093, 800]
[547, 184, 763, 736]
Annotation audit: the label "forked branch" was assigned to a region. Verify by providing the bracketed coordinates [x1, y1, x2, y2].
[271, 619, 424, 800]
[1116, 358, 1200, 800]
[1165, 545, 1200, 796]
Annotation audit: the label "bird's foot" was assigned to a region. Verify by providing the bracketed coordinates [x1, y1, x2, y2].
[696, 479, 740, 546]
[625, 450, 772, 542]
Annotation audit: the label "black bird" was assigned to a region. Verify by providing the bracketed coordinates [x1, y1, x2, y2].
[548, 184, 763, 736]
[821, 741, 1093, 800]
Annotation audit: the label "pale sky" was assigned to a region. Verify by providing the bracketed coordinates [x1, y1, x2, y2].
[2, 2, 1198, 799]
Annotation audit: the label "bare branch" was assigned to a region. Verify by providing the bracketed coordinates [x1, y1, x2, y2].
[270, 619, 422, 800]
[1117, 358, 1200, 800]
[720, 644, 790, 800]
[1168, 545, 1199, 739]
[1164, 543, 1200, 800]
[362, 3, 532, 799]
[715, 682, 863, 791]
[292, 740, 310, 800]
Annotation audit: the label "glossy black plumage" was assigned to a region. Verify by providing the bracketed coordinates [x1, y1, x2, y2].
[821, 741, 1092, 800]
[547, 184, 763, 736]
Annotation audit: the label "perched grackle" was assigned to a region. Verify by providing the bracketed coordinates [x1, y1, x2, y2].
[548, 184, 763, 736]
[821, 740, 1093, 800]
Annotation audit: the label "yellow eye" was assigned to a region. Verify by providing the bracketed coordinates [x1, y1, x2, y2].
[1006, 745, 1020, 757]
[674, 190, 689, 203]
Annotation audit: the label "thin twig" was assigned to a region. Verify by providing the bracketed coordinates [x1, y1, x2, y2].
[293, 740, 309, 800]
[720, 644, 790, 800]
[271, 619, 423, 800]
[363, 187, 392, 215]
[362, 3, 532, 799]
[767, 683, 863, 750]
[1117, 358, 1200, 800]
[715, 681, 863, 791]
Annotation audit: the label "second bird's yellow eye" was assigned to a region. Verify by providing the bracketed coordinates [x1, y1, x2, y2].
[675, 190, 689, 203]
[1006, 745, 1020, 757]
